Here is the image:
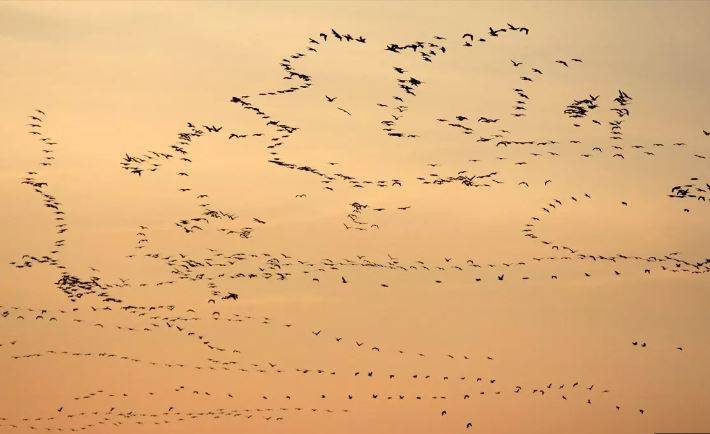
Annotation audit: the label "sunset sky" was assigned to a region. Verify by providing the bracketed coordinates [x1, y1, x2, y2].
[1, 2, 709, 433]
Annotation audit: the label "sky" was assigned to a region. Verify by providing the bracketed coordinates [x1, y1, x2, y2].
[0, 1, 709, 433]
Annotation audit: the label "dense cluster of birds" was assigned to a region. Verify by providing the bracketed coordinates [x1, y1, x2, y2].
[4, 21, 708, 433]
[668, 177, 708, 206]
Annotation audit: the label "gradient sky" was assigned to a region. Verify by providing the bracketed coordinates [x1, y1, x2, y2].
[1, 2, 709, 433]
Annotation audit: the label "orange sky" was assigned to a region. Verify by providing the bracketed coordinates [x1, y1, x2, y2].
[1, 2, 709, 433]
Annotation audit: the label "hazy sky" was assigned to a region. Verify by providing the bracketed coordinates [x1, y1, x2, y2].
[1, 2, 709, 433]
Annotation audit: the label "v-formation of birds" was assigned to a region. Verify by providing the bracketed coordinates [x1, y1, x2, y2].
[4, 22, 709, 433]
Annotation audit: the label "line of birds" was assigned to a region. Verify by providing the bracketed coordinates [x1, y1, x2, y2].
[521, 193, 707, 273]
[0, 405, 343, 431]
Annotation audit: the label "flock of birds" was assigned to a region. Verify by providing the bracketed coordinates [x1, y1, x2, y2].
[4, 21, 709, 433]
